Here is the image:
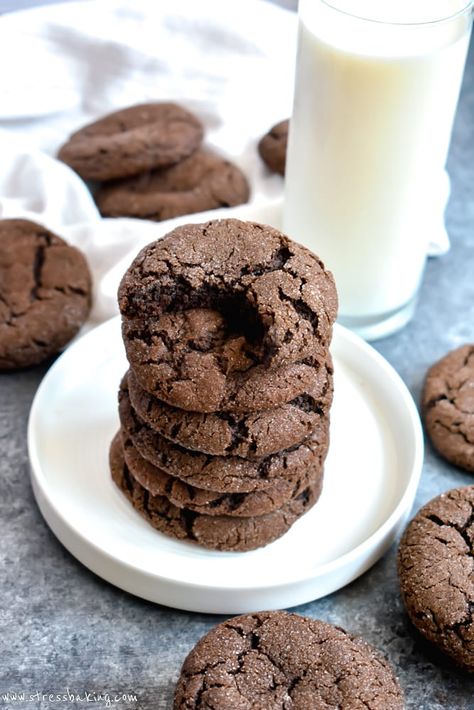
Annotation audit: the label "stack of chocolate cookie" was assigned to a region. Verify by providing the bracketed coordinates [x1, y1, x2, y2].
[58, 102, 250, 221]
[110, 218, 337, 551]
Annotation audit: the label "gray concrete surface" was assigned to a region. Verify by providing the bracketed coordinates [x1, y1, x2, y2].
[1, 7, 473, 710]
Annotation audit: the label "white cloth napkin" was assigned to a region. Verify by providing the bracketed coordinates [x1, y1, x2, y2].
[0, 0, 450, 330]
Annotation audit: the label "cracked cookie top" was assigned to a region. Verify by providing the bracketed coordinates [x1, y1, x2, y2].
[118, 219, 337, 411]
[58, 102, 204, 181]
[122, 307, 333, 413]
[0, 219, 92, 370]
[397, 486, 474, 672]
[422, 344, 474, 472]
[96, 148, 250, 221]
[174, 611, 404, 709]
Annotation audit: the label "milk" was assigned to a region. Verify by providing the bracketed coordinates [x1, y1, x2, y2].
[283, 0, 472, 338]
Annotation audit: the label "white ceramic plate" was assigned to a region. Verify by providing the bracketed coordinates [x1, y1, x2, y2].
[28, 316, 423, 614]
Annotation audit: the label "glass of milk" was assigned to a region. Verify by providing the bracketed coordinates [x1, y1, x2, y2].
[283, 0, 473, 340]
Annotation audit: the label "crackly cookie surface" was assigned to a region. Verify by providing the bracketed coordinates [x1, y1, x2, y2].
[118, 376, 329, 493]
[121, 432, 322, 518]
[58, 102, 203, 180]
[119, 219, 337, 412]
[398, 486, 474, 672]
[422, 345, 474, 472]
[110, 434, 321, 552]
[123, 308, 333, 413]
[127, 365, 333, 458]
[258, 119, 289, 176]
[174, 611, 404, 709]
[0, 219, 91, 370]
[96, 148, 249, 221]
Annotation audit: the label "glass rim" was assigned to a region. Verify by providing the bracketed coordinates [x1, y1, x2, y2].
[316, 0, 474, 26]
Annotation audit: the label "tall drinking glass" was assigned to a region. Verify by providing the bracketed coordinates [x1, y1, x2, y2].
[283, 0, 473, 340]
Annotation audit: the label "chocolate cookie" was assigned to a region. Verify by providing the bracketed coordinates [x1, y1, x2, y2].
[422, 345, 474, 472]
[124, 308, 333, 413]
[127, 366, 333, 458]
[258, 119, 289, 176]
[121, 433, 323, 518]
[119, 219, 337, 411]
[398, 486, 474, 672]
[119, 377, 329, 493]
[174, 611, 404, 709]
[58, 103, 203, 181]
[0, 219, 92, 370]
[110, 434, 322, 552]
[95, 148, 250, 221]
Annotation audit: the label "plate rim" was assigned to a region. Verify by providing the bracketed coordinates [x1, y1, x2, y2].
[27, 316, 424, 597]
